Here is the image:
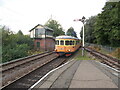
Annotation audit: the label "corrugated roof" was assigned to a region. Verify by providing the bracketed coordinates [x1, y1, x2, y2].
[56, 35, 79, 39]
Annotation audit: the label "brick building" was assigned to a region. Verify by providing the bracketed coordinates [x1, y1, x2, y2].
[29, 24, 55, 51]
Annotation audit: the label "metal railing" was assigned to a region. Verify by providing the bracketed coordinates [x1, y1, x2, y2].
[85, 43, 118, 53]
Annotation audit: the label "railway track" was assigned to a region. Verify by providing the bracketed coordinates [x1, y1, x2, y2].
[1, 51, 58, 89]
[85, 47, 120, 70]
[2, 56, 68, 89]
[1, 50, 78, 89]
[1, 51, 52, 72]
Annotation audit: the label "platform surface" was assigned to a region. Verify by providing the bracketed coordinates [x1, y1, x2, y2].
[33, 59, 118, 89]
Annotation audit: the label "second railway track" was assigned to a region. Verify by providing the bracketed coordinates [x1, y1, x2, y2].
[1, 51, 53, 72]
[1, 51, 58, 89]
[85, 47, 120, 70]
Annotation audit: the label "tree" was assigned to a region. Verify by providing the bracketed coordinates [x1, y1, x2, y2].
[80, 16, 97, 43]
[17, 30, 23, 35]
[66, 27, 77, 37]
[94, 2, 120, 46]
[1, 26, 33, 63]
[45, 19, 65, 37]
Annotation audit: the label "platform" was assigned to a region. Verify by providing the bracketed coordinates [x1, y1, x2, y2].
[31, 59, 118, 89]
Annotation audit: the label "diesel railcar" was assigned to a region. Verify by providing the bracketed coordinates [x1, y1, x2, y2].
[55, 35, 81, 56]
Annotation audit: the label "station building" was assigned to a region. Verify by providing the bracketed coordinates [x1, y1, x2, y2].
[29, 24, 55, 51]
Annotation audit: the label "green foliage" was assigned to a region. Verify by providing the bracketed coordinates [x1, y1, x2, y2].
[17, 30, 23, 35]
[0, 27, 2, 63]
[81, 2, 120, 47]
[2, 44, 29, 62]
[80, 16, 97, 43]
[45, 19, 65, 37]
[94, 2, 120, 46]
[1, 26, 34, 63]
[75, 50, 91, 60]
[66, 27, 77, 37]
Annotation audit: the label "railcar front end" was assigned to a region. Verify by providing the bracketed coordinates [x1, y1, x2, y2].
[55, 35, 81, 56]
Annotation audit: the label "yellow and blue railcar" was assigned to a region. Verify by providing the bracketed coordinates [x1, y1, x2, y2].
[55, 35, 81, 56]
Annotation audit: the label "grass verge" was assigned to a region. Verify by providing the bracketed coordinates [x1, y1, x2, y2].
[75, 49, 92, 60]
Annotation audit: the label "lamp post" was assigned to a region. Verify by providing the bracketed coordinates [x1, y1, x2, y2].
[74, 16, 86, 56]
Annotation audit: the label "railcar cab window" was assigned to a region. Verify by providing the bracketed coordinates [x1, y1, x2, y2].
[60, 40, 64, 45]
[70, 41, 73, 45]
[65, 41, 70, 45]
[72, 41, 75, 45]
[65, 40, 74, 45]
[56, 40, 59, 45]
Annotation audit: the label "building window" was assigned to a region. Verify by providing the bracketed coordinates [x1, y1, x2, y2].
[36, 42, 40, 48]
[35, 29, 38, 37]
[46, 30, 53, 36]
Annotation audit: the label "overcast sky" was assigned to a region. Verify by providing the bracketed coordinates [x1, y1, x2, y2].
[0, 0, 107, 38]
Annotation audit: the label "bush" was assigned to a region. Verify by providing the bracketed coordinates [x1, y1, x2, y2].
[110, 48, 120, 59]
[1, 27, 34, 63]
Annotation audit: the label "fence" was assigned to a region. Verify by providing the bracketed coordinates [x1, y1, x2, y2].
[85, 43, 117, 53]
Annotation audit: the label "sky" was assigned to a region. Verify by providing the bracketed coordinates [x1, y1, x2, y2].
[0, 0, 107, 38]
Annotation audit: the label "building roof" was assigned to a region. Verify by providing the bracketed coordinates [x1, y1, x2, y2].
[56, 35, 79, 40]
[29, 24, 53, 32]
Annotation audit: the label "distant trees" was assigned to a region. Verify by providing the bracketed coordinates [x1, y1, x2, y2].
[17, 30, 23, 35]
[1, 26, 33, 63]
[66, 27, 77, 37]
[80, 2, 120, 47]
[45, 19, 65, 37]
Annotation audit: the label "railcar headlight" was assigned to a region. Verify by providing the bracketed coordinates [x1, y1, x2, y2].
[55, 49, 57, 51]
[68, 49, 71, 51]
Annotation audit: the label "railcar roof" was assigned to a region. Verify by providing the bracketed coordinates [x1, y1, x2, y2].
[56, 35, 79, 40]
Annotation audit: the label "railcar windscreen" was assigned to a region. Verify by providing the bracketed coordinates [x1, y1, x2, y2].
[56, 40, 59, 45]
[60, 40, 64, 45]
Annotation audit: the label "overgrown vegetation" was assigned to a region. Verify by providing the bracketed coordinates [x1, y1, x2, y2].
[110, 48, 120, 59]
[1, 26, 34, 63]
[75, 50, 91, 60]
[88, 46, 120, 59]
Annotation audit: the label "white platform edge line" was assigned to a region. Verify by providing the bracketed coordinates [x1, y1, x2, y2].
[96, 61, 120, 73]
[28, 59, 74, 90]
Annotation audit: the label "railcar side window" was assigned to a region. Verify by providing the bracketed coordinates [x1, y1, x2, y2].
[56, 40, 59, 45]
[60, 40, 64, 45]
[65, 41, 70, 45]
[76, 41, 78, 45]
[75, 41, 77, 45]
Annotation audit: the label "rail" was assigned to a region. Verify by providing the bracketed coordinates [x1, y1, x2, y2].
[1, 51, 52, 72]
[85, 47, 120, 70]
[1, 51, 57, 89]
